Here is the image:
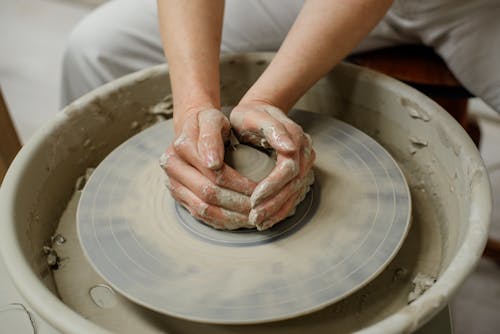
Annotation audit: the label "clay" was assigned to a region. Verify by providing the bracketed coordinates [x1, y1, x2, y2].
[224, 144, 275, 183]
[402, 97, 431, 121]
[408, 273, 436, 304]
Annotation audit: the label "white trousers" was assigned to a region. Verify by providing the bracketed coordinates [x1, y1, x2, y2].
[61, 0, 500, 114]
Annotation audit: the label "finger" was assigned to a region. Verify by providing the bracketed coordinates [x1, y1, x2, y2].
[232, 109, 296, 152]
[303, 148, 316, 176]
[197, 109, 230, 169]
[256, 172, 314, 231]
[298, 134, 316, 178]
[264, 104, 299, 128]
[249, 169, 315, 225]
[238, 129, 270, 149]
[303, 133, 314, 161]
[250, 156, 299, 207]
[168, 179, 252, 230]
[172, 138, 256, 195]
[261, 119, 296, 152]
[255, 191, 301, 231]
[212, 164, 257, 196]
[159, 149, 175, 171]
[164, 153, 251, 213]
[264, 106, 305, 151]
[249, 178, 303, 225]
[173, 111, 199, 147]
[173, 117, 200, 163]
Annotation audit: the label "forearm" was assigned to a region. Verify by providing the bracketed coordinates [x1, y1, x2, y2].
[241, 0, 393, 111]
[157, 0, 224, 132]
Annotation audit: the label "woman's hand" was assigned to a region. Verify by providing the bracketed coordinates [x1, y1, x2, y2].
[230, 101, 315, 230]
[161, 107, 257, 230]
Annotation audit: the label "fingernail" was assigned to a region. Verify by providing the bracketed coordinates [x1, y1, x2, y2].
[256, 220, 271, 231]
[250, 189, 264, 208]
[249, 209, 263, 225]
[159, 152, 170, 169]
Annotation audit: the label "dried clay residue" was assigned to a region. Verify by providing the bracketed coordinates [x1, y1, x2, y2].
[408, 273, 436, 304]
[402, 97, 431, 122]
[408, 136, 429, 155]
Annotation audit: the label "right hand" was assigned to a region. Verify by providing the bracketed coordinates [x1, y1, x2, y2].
[230, 102, 316, 231]
[160, 107, 257, 230]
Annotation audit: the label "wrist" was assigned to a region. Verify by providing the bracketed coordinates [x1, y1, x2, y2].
[173, 101, 218, 134]
[240, 83, 298, 113]
[238, 96, 288, 114]
[170, 76, 221, 132]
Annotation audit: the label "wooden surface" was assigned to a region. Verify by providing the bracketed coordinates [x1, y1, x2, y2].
[0, 87, 22, 184]
[350, 45, 461, 87]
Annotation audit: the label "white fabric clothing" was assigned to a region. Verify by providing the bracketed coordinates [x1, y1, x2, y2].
[61, 0, 500, 114]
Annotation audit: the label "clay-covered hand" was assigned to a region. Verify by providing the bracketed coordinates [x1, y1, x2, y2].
[160, 107, 257, 230]
[230, 102, 316, 230]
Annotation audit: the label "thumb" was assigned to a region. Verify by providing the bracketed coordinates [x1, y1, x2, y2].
[197, 109, 230, 169]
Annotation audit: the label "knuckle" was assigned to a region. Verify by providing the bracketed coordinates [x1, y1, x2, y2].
[219, 113, 230, 126]
[303, 133, 313, 147]
[168, 183, 186, 199]
[198, 132, 212, 142]
[159, 152, 174, 170]
[194, 203, 209, 217]
[200, 183, 219, 203]
[214, 169, 226, 186]
[167, 187, 177, 198]
[229, 111, 245, 129]
[290, 122, 303, 134]
[228, 110, 237, 123]
[287, 123, 304, 142]
[173, 134, 188, 152]
[281, 159, 299, 177]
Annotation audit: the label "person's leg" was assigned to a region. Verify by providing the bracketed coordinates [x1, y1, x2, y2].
[60, 0, 163, 107]
[63, 0, 435, 108]
[418, 1, 500, 114]
[60, 0, 304, 108]
[226, 0, 420, 56]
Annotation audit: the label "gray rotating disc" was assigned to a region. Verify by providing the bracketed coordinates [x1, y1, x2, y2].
[77, 109, 411, 324]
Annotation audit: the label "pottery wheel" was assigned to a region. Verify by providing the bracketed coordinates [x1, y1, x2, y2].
[77, 109, 411, 324]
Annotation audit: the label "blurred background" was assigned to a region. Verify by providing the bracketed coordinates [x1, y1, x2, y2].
[0, 1, 499, 333]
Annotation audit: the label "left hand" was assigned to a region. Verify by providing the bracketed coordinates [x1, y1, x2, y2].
[161, 107, 257, 230]
[230, 101, 315, 230]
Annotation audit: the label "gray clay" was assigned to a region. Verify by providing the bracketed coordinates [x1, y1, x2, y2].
[224, 144, 275, 182]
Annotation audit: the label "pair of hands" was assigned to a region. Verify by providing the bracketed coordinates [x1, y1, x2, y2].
[160, 101, 315, 230]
